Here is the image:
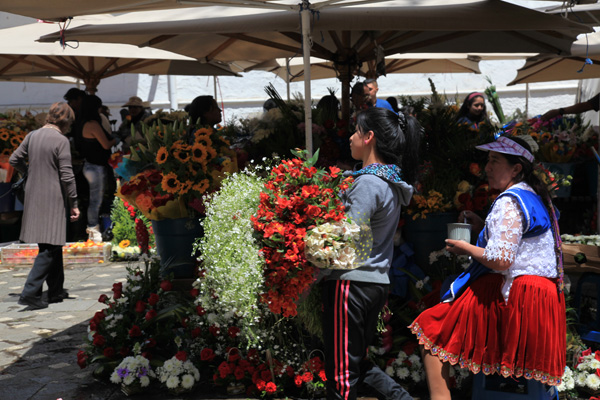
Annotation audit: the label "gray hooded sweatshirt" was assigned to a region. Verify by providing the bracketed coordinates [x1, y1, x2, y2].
[327, 164, 414, 284]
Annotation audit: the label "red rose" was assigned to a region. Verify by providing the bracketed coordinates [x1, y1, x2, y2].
[294, 375, 303, 387]
[92, 310, 106, 322]
[145, 338, 157, 348]
[255, 379, 266, 391]
[228, 326, 240, 339]
[103, 347, 115, 359]
[160, 280, 172, 292]
[228, 348, 241, 362]
[200, 348, 215, 361]
[112, 283, 123, 299]
[261, 370, 272, 382]
[196, 305, 206, 316]
[234, 367, 246, 380]
[145, 309, 157, 321]
[318, 370, 327, 381]
[175, 351, 187, 361]
[92, 334, 105, 347]
[76, 350, 88, 369]
[190, 288, 199, 298]
[135, 300, 147, 313]
[209, 325, 221, 337]
[218, 361, 231, 378]
[191, 327, 202, 338]
[129, 325, 142, 337]
[147, 293, 159, 306]
[265, 382, 277, 394]
[98, 294, 109, 303]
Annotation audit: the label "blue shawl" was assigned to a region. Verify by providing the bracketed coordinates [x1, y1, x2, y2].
[440, 187, 552, 302]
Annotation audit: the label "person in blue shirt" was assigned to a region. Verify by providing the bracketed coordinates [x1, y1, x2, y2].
[364, 79, 396, 113]
[456, 92, 490, 129]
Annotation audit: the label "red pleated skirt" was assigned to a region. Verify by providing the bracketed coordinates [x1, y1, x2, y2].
[409, 273, 566, 386]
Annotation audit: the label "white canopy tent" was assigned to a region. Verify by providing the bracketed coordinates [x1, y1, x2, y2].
[37, 1, 591, 153]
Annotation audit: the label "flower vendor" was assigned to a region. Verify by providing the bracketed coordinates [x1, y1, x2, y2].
[410, 136, 566, 399]
[456, 91, 490, 129]
[322, 107, 420, 400]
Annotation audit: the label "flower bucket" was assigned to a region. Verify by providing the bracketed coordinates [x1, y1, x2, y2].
[151, 217, 203, 279]
[403, 212, 457, 270]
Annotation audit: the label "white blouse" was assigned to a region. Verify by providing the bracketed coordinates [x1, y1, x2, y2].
[482, 182, 558, 302]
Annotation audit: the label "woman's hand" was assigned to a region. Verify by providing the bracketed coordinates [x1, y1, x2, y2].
[70, 207, 80, 222]
[445, 239, 471, 256]
[458, 210, 484, 238]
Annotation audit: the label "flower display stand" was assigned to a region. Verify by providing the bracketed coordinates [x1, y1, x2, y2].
[151, 217, 202, 279]
[403, 212, 458, 270]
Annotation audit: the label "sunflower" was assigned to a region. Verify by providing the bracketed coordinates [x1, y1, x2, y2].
[119, 240, 131, 249]
[195, 135, 213, 148]
[179, 180, 193, 195]
[161, 172, 182, 194]
[0, 131, 9, 141]
[193, 127, 212, 137]
[174, 148, 190, 163]
[191, 179, 210, 194]
[171, 140, 186, 151]
[206, 146, 217, 161]
[10, 137, 21, 148]
[156, 147, 169, 164]
[1, 149, 11, 156]
[191, 143, 208, 164]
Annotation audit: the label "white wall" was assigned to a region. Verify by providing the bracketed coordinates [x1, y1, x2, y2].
[0, 4, 586, 127]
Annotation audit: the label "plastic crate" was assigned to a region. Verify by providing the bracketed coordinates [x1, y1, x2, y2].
[0, 243, 39, 264]
[62, 242, 112, 264]
[1, 242, 112, 265]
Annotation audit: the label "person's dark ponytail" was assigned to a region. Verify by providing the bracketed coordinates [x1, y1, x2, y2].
[355, 107, 421, 185]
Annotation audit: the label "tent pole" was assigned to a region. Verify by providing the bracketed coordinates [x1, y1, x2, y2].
[168, 75, 178, 110]
[525, 83, 529, 118]
[286, 58, 291, 101]
[301, 0, 313, 156]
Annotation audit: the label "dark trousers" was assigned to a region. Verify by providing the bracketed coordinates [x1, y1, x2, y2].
[21, 243, 64, 299]
[322, 280, 413, 400]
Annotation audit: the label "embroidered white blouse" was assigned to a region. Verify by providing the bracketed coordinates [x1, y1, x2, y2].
[482, 182, 557, 302]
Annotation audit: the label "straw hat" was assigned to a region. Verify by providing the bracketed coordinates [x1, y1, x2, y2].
[122, 96, 145, 108]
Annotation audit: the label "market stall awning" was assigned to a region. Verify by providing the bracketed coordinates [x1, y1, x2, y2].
[0, 17, 237, 94]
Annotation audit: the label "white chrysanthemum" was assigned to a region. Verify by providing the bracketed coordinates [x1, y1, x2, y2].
[181, 374, 195, 389]
[590, 359, 600, 369]
[385, 366, 394, 376]
[396, 367, 410, 379]
[586, 373, 600, 390]
[166, 376, 180, 389]
[411, 370, 422, 383]
[139, 376, 150, 387]
[408, 354, 420, 364]
[576, 372, 588, 386]
[110, 371, 122, 384]
[396, 351, 408, 362]
[123, 375, 135, 386]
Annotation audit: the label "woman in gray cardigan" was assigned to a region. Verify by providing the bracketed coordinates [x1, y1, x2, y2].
[9, 102, 80, 310]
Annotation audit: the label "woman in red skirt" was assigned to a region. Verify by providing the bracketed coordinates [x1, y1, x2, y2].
[409, 136, 566, 399]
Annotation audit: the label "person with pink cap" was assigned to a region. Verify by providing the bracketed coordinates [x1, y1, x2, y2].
[456, 91, 490, 129]
[409, 136, 566, 400]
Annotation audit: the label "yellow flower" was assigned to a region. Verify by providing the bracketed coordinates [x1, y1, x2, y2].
[180, 180, 193, 195]
[191, 143, 208, 164]
[174, 148, 191, 163]
[194, 127, 212, 137]
[191, 179, 210, 194]
[161, 172, 181, 194]
[156, 147, 168, 164]
[0, 131, 9, 141]
[119, 240, 131, 248]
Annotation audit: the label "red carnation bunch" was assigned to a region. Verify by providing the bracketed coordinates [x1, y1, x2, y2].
[251, 149, 353, 317]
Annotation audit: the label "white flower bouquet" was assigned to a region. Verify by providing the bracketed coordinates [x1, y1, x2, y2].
[304, 219, 370, 270]
[110, 354, 155, 389]
[556, 366, 575, 394]
[574, 349, 600, 395]
[157, 353, 201, 393]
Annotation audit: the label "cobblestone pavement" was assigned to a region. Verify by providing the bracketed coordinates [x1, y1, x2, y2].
[0, 261, 202, 400]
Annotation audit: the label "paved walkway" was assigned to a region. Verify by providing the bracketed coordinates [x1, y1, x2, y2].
[0, 260, 178, 400]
